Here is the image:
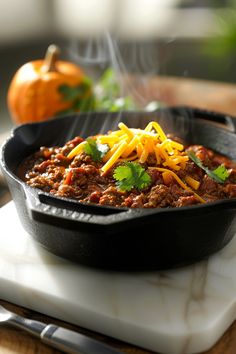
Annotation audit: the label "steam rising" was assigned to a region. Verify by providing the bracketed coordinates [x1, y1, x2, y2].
[64, 32, 191, 139]
[66, 33, 160, 106]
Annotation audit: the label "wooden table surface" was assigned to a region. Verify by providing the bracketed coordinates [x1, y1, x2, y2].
[2, 75, 236, 354]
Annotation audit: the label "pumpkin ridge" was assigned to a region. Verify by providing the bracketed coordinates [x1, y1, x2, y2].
[7, 45, 94, 124]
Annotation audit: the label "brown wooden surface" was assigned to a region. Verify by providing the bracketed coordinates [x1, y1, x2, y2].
[127, 75, 236, 117]
[2, 75, 236, 354]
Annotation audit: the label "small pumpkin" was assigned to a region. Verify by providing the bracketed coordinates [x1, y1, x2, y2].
[7, 44, 94, 124]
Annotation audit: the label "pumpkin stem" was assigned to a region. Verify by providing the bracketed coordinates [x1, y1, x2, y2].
[42, 44, 60, 72]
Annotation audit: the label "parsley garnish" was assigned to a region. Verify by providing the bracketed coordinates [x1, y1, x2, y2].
[187, 151, 230, 184]
[113, 162, 152, 191]
[84, 138, 109, 162]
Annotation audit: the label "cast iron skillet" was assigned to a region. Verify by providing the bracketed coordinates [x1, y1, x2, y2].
[1, 107, 236, 271]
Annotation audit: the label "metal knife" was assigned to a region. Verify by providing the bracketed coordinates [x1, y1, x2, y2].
[0, 304, 124, 354]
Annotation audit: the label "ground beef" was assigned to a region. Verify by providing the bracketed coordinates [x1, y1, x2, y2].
[144, 184, 171, 208]
[17, 139, 236, 209]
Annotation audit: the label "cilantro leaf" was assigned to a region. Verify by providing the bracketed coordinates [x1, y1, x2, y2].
[187, 151, 229, 184]
[212, 165, 230, 181]
[58, 84, 86, 101]
[113, 162, 152, 191]
[84, 138, 109, 162]
[59, 78, 93, 100]
[56, 78, 94, 115]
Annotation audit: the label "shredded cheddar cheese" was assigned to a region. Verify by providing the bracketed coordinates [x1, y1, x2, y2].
[150, 167, 205, 203]
[185, 175, 200, 190]
[101, 141, 128, 172]
[100, 121, 187, 173]
[67, 141, 87, 159]
[67, 121, 189, 173]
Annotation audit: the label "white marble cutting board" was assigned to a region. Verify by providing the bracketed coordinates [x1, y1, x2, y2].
[1, 201, 236, 354]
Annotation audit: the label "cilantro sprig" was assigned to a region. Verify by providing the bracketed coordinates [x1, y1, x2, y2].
[84, 138, 109, 162]
[113, 162, 152, 191]
[57, 78, 95, 115]
[187, 151, 230, 184]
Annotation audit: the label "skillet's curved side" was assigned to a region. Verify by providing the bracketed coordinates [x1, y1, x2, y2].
[1, 107, 236, 270]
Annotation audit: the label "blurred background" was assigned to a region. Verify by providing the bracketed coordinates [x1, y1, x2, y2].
[1, 0, 236, 134]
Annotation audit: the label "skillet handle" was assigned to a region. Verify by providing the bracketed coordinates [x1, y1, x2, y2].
[170, 106, 236, 133]
[24, 186, 132, 231]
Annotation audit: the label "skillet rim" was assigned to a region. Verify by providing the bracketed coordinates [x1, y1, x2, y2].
[1, 106, 236, 224]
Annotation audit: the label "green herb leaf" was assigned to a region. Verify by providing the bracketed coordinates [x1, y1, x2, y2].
[84, 138, 109, 162]
[59, 78, 93, 101]
[94, 68, 137, 112]
[58, 84, 85, 101]
[57, 77, 94, 115]
[187, 151, 230, 184]
[113, 162, 152, 191]
[212, 165, 230, 181]
[57, 69, 162, 114]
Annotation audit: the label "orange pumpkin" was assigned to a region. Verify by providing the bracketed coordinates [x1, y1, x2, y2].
[7, 44, 94, 124]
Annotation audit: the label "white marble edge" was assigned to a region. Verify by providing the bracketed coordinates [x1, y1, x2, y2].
[0, 201, 236, 354]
